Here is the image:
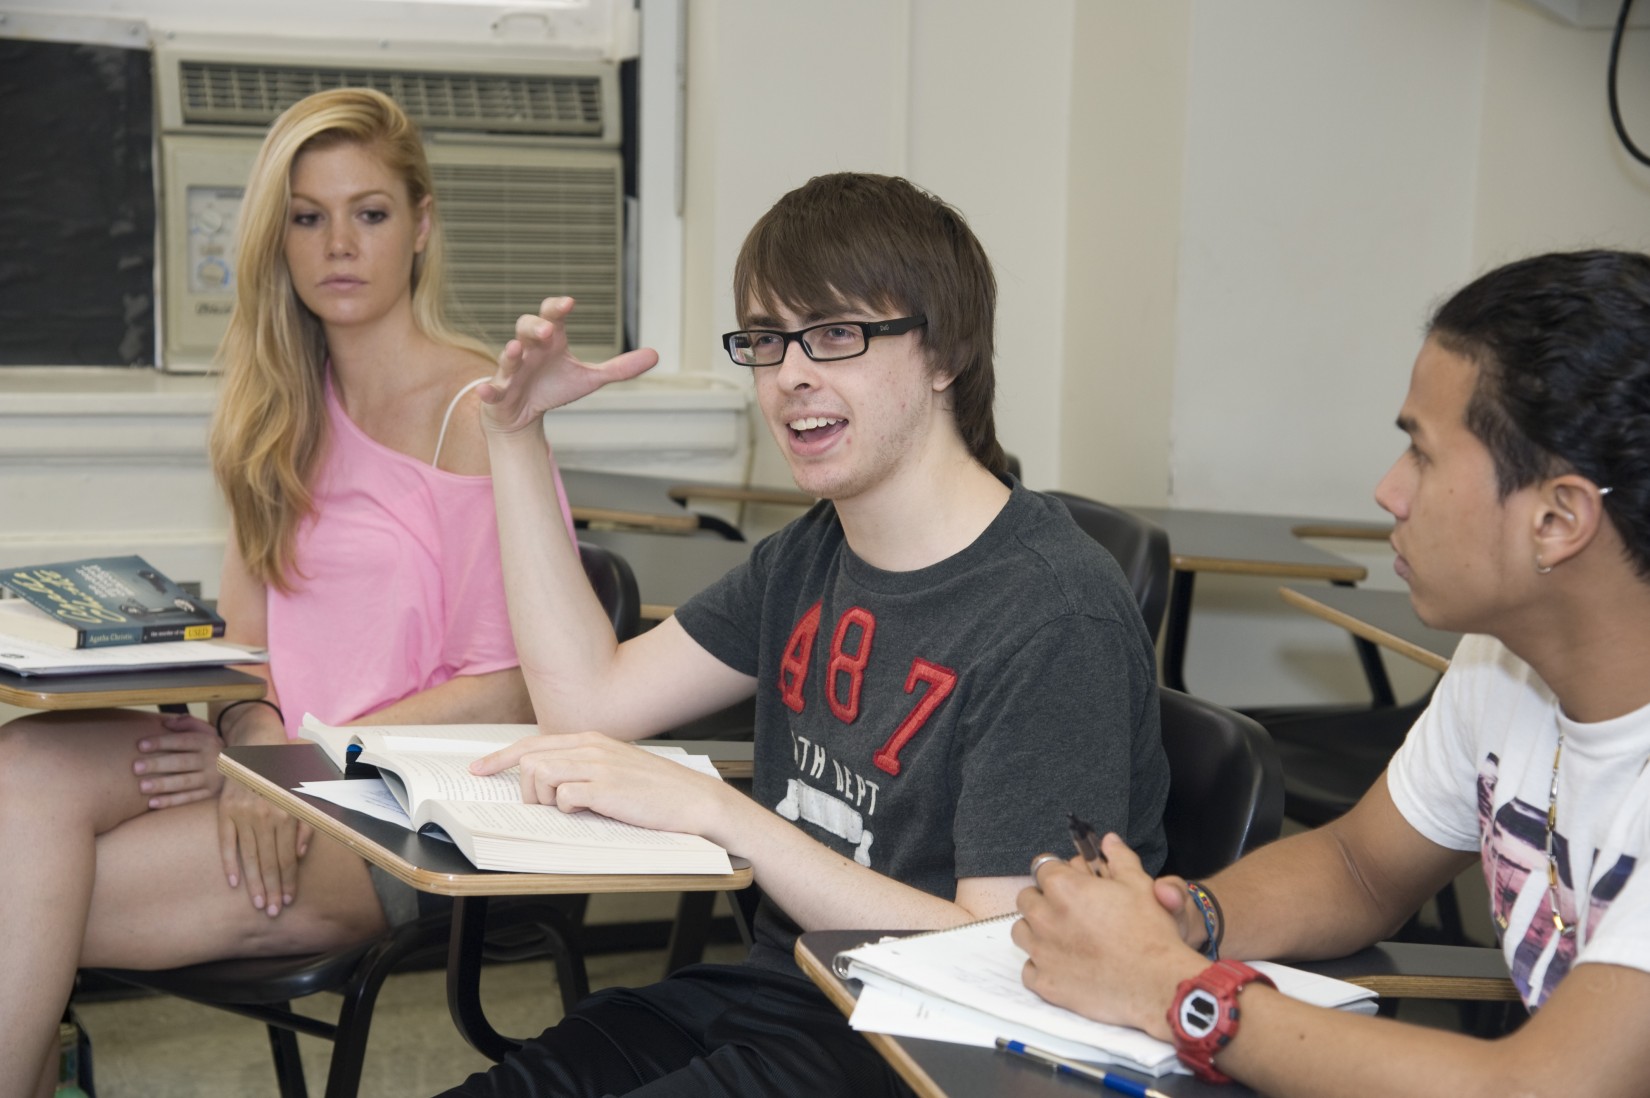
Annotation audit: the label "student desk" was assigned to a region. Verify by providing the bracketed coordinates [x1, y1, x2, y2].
[561, 468, 708, 534]
[0, 663, 267, 711]
[1279, 586, 1459, 675]
[578, 528, 753, 620]
[1121, 508, 1391, 702]
[219, 742, 753, 1060]
[666, 483, 815, 509]
[795, 930, 1515, 1098]
[562, 468, 771, 540]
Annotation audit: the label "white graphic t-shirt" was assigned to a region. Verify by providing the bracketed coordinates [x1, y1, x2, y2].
[1388, 634, 1650, 1009]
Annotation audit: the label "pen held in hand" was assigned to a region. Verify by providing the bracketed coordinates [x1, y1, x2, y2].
[1067, 812, 1107, 876]
[995, 1038, 1169, 1098]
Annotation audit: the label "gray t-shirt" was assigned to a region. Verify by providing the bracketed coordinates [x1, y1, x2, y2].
[675, 482, 1168, 969]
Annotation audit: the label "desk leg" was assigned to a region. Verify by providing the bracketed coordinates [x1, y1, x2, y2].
[448, 895, 522, 1063]
[1162, 571, 1197, 693]
[1332, 580, 1398, 708]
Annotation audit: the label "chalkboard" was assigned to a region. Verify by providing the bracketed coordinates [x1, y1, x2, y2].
[0, 37, 156, 366]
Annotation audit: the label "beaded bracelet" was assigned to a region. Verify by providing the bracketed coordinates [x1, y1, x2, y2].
[215, 698, 285, 737]
[1185, 880, 1225, 961]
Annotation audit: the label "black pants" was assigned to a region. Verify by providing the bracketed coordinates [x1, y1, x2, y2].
[434, 963, 913, 1098]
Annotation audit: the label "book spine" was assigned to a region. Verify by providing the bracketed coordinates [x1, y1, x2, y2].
[139, 620, 226, 644]
[75, 621, 225, 648]
[77, 625, 145, 648]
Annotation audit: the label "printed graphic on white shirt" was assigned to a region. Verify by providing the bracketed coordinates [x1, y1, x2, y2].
[1478, 754, 1638, 1007]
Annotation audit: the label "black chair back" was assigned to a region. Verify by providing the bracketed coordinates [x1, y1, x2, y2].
[579, 541, 641, 641]
[1158, 686, 1284, 880]
[1048, 491, 1172, 641]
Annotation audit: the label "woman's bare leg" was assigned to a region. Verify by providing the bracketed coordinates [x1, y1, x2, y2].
[0, 710, 387, 1097]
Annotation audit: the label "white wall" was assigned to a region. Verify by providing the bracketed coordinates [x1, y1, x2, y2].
[1161, 0, 1491, 704]
[1163, 0, 1649, 705]
[1169, 0, 1487, 519]
[1474, 0, 1650, 263]
[1058, 1, 1188, 508]
[679, 0, 1077, 491]
[905, 2, 1075, 489]
[673, 0, 1650, 707]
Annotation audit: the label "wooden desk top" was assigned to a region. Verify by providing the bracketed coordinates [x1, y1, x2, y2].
[579, 528, 752, 620]
[0, 664, 267, 710]
[1124, 507, 1369, 582]
[796, 930, 1515, 1098]
[220, 743, 753, 897]
[1280, 586, 1459, 675]
[562, 468, 702, 534]
[667, 483, 816, 509]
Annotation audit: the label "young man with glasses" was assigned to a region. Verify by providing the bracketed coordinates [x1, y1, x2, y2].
[435, 172, 1169, 1097]
[1014, 250, 1650, 1096]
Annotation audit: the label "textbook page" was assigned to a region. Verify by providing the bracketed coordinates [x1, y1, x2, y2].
[368, 752, 522, 815]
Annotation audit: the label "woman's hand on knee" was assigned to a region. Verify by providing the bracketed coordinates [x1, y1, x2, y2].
[216, 780, 313, 917]
[134, 713, 226, 809]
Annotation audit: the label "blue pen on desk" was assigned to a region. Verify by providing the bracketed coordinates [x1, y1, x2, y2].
[995, 1038, 1169, 1098]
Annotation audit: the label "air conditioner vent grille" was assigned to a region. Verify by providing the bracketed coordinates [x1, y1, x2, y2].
[432, 160, 620, 352]
[178, 60, 603, 136]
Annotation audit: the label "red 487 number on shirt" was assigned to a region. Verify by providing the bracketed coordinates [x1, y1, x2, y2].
[777, 601, 957, 777]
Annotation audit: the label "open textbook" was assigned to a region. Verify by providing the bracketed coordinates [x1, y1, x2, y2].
[299, 716, 733, 876]
[834, 915, 1377, 1077]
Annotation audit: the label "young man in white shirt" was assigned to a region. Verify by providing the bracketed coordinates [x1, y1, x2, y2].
[1015, 248, 1650, 1097]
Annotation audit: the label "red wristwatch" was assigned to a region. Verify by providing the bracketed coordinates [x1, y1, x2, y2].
[1167, 959, 1275, 1084]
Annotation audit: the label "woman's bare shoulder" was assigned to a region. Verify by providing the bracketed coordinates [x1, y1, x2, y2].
[430, 347, 498, 476]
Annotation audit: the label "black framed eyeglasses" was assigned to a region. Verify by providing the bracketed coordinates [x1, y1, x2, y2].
[722, 316, 927, 367]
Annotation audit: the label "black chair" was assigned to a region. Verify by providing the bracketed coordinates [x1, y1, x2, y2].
[1048, 491, 1173, 642]
[1157, 686, 1284, 880]
[1264, 693, 1431, 830]
[83, 542, 641, 1098]
[1257, 688, 1469, 945]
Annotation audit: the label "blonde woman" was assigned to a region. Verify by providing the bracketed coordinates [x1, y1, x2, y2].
[0, 88, 570, 1096]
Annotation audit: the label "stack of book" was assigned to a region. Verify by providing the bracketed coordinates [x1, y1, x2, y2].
[0, 556, 264, 676]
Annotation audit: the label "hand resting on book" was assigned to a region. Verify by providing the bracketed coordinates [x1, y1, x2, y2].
[472, 729, 736, 837]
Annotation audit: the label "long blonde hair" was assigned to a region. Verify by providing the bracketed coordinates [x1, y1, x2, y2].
[208, 87, 490, 590]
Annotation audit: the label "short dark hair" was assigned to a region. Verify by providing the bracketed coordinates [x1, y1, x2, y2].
[1429, 249, 1650, 578]
[733, 172, 1006, 476]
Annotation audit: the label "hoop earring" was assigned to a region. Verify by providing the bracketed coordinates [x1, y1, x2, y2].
[1535, 558, 1553, 575]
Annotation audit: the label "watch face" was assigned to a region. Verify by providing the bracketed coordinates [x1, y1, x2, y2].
[1177, 987, 1222, 1039]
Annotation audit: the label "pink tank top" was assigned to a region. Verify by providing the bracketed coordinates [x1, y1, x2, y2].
[265, 379, 573, 737]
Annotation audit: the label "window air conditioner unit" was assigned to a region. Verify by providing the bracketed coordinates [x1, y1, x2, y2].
[154, 42, 624, 372]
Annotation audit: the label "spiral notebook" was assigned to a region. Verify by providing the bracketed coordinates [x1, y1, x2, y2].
[833, 914, 1377, 1077]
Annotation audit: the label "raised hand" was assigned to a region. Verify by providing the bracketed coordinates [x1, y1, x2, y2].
[479, 297, 660, 434]
[132, 712, 226, 809]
